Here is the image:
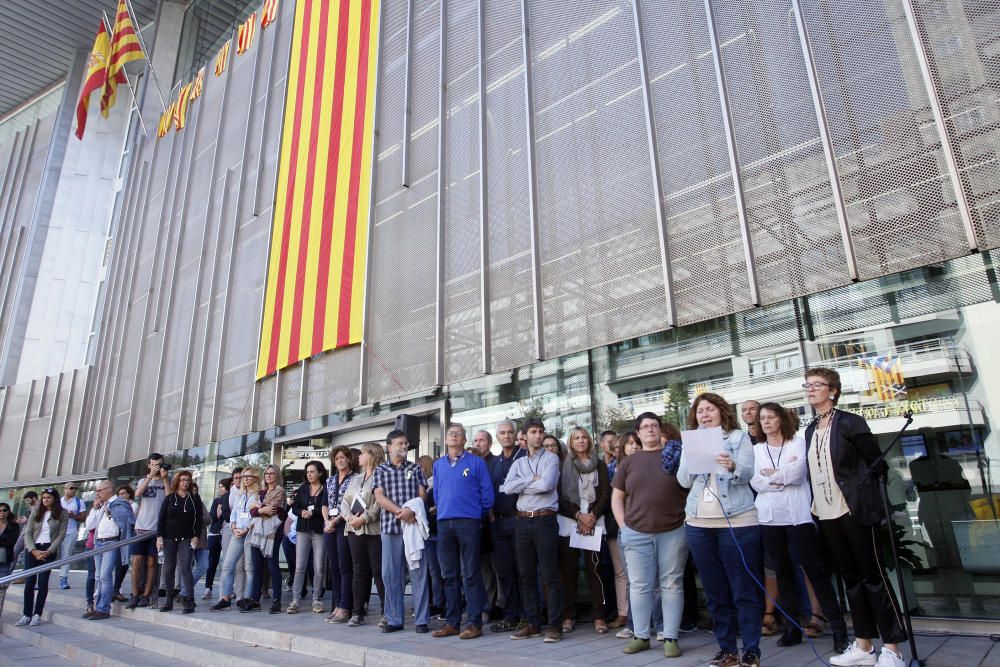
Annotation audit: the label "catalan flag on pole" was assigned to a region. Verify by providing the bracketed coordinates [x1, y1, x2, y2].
[237, 11, 258, 55]
[101, 0, 145, 117]
[157, 101, 174, 138]
[860, 355, 906, 401]
[214, 40, 231, 76]
[75, 22, 114, 139]
[191, 67, 206, 101]
[261, 0, 280, 29]
[173, 81, 195, 131]
[257, 0, 380, 379]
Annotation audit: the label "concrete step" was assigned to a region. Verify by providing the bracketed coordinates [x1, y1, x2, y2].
[0, 633, 76, 666]
[1, 610, 193, 667]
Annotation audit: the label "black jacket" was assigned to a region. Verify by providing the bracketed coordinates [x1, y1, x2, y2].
[208, 496, 230, 534]
[804, 409, 886, 526]
[0, 520, 19, 564]
[157, 493, 205, 540]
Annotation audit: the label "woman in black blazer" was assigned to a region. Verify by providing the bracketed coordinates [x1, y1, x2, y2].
[803, 368, 907, 667]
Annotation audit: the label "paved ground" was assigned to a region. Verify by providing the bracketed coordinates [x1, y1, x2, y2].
[1, 572, 994, 665]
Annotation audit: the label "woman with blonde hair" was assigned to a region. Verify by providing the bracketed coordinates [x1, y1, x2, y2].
[558, 427, 610, 634]
[213, 466, 261, 611]
[343, 443, 387, 627]
[243, 464, 288, 613]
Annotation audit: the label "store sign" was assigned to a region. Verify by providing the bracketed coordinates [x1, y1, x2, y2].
[843, 396, 961, 421]
[282, 447, 330, 461]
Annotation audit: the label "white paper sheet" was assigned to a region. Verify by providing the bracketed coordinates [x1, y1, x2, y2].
[569, 525, 604, 552]
[681, 426, 727, 475]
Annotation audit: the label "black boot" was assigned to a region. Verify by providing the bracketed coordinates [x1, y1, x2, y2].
[159, 597, 174, 612]
[182, 595, 196, 614]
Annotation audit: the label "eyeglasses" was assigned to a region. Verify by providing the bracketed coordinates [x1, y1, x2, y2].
[802, 382, 830, 390]
[67, 487, 77, 491]
[243, 475, 259, 480]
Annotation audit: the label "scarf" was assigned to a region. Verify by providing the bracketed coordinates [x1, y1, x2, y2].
[562, 454, 599, 512]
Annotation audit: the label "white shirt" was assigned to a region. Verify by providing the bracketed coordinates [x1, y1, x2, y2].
[36, 511, 52, 544]
[61, 496, 84, 535]
[85, 502, 120, 539]
[750, 437, 813, 526]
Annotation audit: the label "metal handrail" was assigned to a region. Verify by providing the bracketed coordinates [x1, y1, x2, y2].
[0, 531, 155, 626]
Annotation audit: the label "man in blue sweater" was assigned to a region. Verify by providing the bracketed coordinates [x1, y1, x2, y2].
[431, 423, 495, 640]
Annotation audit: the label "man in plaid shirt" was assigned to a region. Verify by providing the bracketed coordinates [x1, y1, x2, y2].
[373, 430, 429, 633]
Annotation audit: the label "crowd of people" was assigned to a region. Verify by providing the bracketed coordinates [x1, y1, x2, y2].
[0, 367, 909, 667]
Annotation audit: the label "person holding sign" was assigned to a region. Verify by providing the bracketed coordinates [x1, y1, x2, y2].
[611, 413, 690, 659]
[342, 443, 386, 628]
[557, 427, 610, 634]
[677, 393, 762, 667]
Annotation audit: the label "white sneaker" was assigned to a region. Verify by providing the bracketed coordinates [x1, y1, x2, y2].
[615, 627, 633, 639]
[14, 615, 29, 626]
[29, 615, 41, 626]
[830, 641, 877, 666]
[877, 648, 905, 667]
[656, 631, 666, 642]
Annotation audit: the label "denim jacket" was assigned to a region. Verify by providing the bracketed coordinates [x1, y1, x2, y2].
[677, 428, 756, 519]
[106, 496, 137, 564]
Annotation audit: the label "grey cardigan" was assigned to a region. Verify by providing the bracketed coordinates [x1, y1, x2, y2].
[340, 473, 381, 536]
[24, 511, 69, 553]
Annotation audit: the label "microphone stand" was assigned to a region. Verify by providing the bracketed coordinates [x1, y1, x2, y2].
[865, 409, 923, 667]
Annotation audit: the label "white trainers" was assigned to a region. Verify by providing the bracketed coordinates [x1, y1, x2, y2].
[14, 615, 29, 626]
[29, 614, 41, 626]
[877, 648, 905, 667]
[616, 627, 633, 639]
[655, 631, 666, 642]
[830, 641, 877, 666]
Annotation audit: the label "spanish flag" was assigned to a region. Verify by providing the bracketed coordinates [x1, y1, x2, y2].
[100, 0, 145, 117]
[214, 40, 231, 77]
[257, 0, 380, 378]
[237, 11, 257, 55]
[261, 0, 280, 29]
[75, 22, 114, 139]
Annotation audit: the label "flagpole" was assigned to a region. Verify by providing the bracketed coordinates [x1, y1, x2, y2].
[122, 0, 168, 112]
[102, 11, 149, 136]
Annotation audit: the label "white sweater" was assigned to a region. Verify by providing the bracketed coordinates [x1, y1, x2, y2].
[401, 497, 430, 571]
[750, 437, 813, 526]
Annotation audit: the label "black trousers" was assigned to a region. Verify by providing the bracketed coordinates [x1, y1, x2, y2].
[761, 522, 847, 636]
[819, 514, 906, 643]
[205, 534, 222, 590]
[347, 533, 384, 617]
[23, 543, 52, 617]
[515, 514, 563, 628]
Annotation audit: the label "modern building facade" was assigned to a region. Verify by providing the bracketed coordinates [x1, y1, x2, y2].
[0, 0, 999, 623]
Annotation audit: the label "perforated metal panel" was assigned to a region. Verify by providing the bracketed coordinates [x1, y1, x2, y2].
[366, 0, 440, 402]
[441, 0, 483, 384]
[640, 1, 753, 324]
[907, 0, 1000, 248]
[484, 0, 535, 372]
[711, 0, 850, 303]
[799, 0, 971, 280]
[305, 346, 362, 418]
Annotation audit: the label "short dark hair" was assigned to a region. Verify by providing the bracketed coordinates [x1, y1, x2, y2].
[687, 393, 741, 432]
[524, 418, 545, 432]
[304, 460, 328, 481]
[23, 491, 38, 500]
[218, 478, 232, 492]
[149, 452, 164, 462]
[634, 412, 662, 432]
[804, 367, 843, 404]
[232, 467, 244, 475]
[116, 485, 135, 500]
[0, 503, 10, 513]
[330, 445, 358, 473]
[385, 429, 408, 445]
[600, 430, 617, 439]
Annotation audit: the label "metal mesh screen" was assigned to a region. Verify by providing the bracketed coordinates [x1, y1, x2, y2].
[800, 0, 971, 280]
[641, 1, 753, 325]
[908, 0, 1000, 247]
[278, 360, 302, 426]
[484, 0, 535, 373]
[441, 0, 483, 384]
[711, 0, 850, 303]
[305, 346, 361, 418]
[366, 0, 440, 402]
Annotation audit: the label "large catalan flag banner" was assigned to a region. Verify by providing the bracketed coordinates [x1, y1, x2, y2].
[257, 0, 380, 379]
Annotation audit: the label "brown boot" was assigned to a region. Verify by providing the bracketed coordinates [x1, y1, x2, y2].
[432, 623, 460, 638]
[459, 624, 483, 639]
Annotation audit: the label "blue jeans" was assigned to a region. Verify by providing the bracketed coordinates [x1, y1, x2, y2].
[220, 535, 252, 599]
[620, 524, 687, 640]
[192, 547, 209, 586]
[437, 518, 483, 629]
[381, 533, 429, 627]
[425, 536, 444, 608]
[94, 541, 125, 613]
[686, 524, 763, 655]
[85, 555, 96, 605]
[491, 516, 521, 620]
[250, 535, 283, 603]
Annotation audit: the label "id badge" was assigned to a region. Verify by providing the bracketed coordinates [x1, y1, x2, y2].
[307, 504, 315, 512]
[239, 512, 250, 521]
[702, 487, 715, 503]
[814, 470, 827, 484]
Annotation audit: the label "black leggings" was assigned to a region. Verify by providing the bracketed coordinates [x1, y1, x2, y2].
[347, 533, 385, 617]
[761, 522, 846, 636]
[23, 543, 52, 617]
[251, 535, 283, 603]
[820, 514, 906, 643]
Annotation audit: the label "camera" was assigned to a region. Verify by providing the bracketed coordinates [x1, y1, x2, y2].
[161, 463, 172, 471]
